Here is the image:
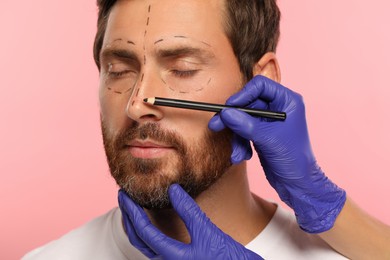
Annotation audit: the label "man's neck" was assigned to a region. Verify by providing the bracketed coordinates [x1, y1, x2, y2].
[145, 162, 276, 245]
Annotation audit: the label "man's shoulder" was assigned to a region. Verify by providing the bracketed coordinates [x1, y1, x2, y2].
[22, 208, 130, 260]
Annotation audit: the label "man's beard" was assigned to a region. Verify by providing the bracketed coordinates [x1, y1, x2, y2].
[101, 119, 233, 209]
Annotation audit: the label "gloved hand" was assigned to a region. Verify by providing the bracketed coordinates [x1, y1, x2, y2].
[118, 184, 264, 260]
[208, 75, 346, 233]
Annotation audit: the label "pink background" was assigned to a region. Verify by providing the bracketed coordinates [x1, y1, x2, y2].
[2, 1, 390, 259]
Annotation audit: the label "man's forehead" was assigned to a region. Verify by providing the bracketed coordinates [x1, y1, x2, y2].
[101, 36, 215, 63]
[108, 0, 224, 30]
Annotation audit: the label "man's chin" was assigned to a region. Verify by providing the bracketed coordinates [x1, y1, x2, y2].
[122, 183, 173, 210]
[117, 168, 180, 210]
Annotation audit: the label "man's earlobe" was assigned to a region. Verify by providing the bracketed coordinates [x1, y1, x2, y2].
[252, 52, 281, 83]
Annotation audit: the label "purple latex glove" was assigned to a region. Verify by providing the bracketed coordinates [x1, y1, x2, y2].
[118, 184, 263, 260]
[208, 75, 346, 233]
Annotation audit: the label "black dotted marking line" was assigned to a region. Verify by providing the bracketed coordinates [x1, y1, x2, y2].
[154, 39, 164, 44]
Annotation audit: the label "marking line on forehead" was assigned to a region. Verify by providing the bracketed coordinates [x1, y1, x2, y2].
[153, 36, 212, 49]
[142, 3, 151, 66]
[156, 47, 215, 63]
[104, 38, 136, 46]
[154, 39, 164, 45]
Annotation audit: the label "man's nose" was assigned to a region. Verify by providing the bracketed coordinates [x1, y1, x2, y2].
[126, 71, 164, 123]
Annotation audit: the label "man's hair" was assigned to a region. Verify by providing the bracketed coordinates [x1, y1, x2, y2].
[93, 0, 280, 81]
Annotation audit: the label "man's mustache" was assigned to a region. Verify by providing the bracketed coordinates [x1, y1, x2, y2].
[113, 122, 186, 154]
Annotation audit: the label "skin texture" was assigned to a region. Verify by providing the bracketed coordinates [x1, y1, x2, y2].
[99, 0, 277, 245]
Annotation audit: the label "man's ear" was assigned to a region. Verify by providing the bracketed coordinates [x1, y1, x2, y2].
[252, 52, 281, 83]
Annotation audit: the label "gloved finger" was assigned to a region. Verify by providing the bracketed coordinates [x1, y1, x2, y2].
[227, 75, 286, 106]
[168, 184, 210, 237]
[208, 113, 226, 132]
[231, 135, 252, 164]
[219, 108, 259, 141]
[244, 98, 269, 110]
[119, 190, 185, 256]
[220, 108, 284, 143]
[118, 196, 156, 258]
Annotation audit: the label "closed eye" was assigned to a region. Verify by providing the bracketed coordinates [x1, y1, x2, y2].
[106, 62, 137, 79]
[108, 70, 135, 78]
[171, 70, 199, 78]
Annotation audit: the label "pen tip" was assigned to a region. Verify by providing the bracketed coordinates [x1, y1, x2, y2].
[143, 98, 148, 102]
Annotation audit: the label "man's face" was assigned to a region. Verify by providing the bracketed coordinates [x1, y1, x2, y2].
[99, 0, 243, 209]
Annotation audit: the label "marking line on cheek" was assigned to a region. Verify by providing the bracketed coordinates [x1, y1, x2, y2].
[127, 40, 135, 45]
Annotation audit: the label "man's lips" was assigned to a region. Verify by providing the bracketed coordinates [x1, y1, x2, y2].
[125, 140, 175, 159]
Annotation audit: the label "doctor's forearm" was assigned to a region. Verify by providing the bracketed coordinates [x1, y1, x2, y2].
[319, 197, 390, 259]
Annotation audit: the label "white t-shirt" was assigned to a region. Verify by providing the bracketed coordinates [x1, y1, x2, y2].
[22, 205, 348, 259]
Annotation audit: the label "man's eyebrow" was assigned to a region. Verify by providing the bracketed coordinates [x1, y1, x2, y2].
[100, 48, 138, 62]
[157, 47, 215, 61]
